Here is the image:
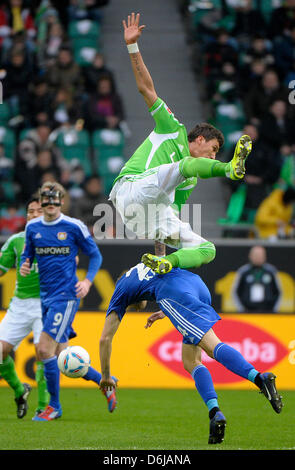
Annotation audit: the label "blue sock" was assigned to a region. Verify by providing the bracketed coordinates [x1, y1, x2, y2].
[214, 343, 259, 382]
[192, 365, 219, 411]
[43, 356, 60, 409]
[83, 366, 102, 385]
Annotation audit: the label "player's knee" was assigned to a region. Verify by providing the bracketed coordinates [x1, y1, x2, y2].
[1, 341, 12, 359]
[182, 357, 202, 374]
[201, 242, 216, 265]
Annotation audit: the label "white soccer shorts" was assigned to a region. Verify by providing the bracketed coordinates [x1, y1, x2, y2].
[109, 161, 207, 248]
[0, 297, 43, 350]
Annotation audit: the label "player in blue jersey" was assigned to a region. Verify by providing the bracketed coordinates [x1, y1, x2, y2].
[99, 263, 283, 444]
[20, 181, 117, 420]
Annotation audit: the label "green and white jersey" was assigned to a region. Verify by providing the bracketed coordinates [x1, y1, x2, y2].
[114, 97, 191, 181]
[113, 97, 198, 208]
[0, 231, 40, 299]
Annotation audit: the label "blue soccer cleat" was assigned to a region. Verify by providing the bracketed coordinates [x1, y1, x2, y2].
[208, 411, 227, 444]
[259, 372, 283, 414]
[32, 404, 62, 421]
[101, 378, 118, 413]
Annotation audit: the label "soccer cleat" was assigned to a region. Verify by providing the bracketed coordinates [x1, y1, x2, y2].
[141, 253, 172, 275]
[208, 411, 226, 444]
[101, 379, 118, 413]
[32, 404, 62, 421]
[228, 134, 252, 180]
[259, 372, 283, 414]
[15, 383, 31, 419]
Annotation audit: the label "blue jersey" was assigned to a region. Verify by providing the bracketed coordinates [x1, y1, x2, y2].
[21, 214, 102, 305]
[107, 263, 220, 345]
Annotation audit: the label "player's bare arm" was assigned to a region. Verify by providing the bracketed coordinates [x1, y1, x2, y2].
[145, 310, 166, 329]
[99, 312, 121, 390]
[123, 12, 157, 108]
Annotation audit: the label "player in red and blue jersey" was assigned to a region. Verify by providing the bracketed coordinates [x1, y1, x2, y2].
[20, 181, 117, 420]
[99, 262, 283, 444]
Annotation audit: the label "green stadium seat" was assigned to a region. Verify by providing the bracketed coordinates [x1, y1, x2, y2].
[55, 128, 93, 176]
[69, 20, 101, 65]
[0, 102, 11, 126]
[0, 127, 16, 159]
[92, 129, 125, 194]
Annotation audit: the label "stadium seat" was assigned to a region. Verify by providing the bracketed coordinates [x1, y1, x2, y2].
[0, 127, 16, 159]
[55, 128, 93, 176]
[69, 20, 102, 65]
[92, 129, 125, 194]
[0, 102, 11, 126]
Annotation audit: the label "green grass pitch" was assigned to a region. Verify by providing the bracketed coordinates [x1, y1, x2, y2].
[1, 387, 294, 450]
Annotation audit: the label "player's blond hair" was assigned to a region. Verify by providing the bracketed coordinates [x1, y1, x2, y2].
[40, 181, 66, 198]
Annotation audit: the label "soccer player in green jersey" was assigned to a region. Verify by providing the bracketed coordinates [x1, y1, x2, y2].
[0, 198, 48, 418]
[109, 13, 252, 274]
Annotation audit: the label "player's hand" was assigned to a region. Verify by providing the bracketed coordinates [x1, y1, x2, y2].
[75, 279, 92, 299]
[145, 310, 165, 329]
[100, 377, 117, 392]
[20, 258, 31, 277]
[123, 12, 145, 45]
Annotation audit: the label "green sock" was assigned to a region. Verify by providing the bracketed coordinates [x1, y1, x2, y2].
[35, 361, 49, 410]
[180, 157, 229, 179]
[165, 242, 216, 269]
[0, 355, 24, 398]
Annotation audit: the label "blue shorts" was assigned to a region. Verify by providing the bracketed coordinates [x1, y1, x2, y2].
[42, 299, 80, 343]
[158, 294, 221, 345]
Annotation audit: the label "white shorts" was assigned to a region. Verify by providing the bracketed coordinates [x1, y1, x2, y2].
[109, 162, 207, 248]
[0, 297, 43, 350]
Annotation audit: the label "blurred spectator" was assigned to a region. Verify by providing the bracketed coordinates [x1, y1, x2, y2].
[273, 22, 295, 79]
[239, 34, 275, 75]
[85, 74, 125, 131]
[51, 87, 76, 127]
[0, 0, 36, 62]
[15, 123, 68, 199]
[278, 144, 295, 188]
[238, 58, 267, 95]
[0, 203, 26, 235]
[255, 187, 295, 240]
[268, 0, 295, 39]
[67, 0, 109, 22]
[3, 49, 35, 116]
[243, 69, 290, 123]
[45, 21, 65, 62]
[259, 99, 295, 151]
[203, 28, 238, 95]
[231, 124, 282, 212]
[232, 245, 281, 313]
[69, 175, 111, 234]
[82, 52, 115, 94]
[26, 78, 54, 127]
[231, 0, 267, 41]
[45, 46, 83, 94]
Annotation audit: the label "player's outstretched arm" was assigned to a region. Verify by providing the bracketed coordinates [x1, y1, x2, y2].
[145, 310, 166, 329]
[99, 312, 121, 391]
[123, 12, 158, 108]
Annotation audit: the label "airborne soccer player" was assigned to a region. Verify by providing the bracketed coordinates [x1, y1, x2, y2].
[109, 13, 252, 274]
[20, 182, 116, 421]
[99, 263, 283, 444]
[0, 198, 48, 419]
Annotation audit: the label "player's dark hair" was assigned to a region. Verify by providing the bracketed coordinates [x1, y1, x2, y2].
[26, 197, 40, 211]
[188, 123, 224, 148]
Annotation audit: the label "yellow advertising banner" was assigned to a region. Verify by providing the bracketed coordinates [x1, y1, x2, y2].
[0, 311, 294, 390]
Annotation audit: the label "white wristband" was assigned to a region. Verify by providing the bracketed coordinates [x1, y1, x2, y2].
[127, 43, 139, 53]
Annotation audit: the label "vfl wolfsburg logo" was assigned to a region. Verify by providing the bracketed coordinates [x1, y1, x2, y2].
[57, 232, 67, 240]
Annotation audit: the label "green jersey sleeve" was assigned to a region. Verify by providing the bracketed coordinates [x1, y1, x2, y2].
[173, 177, 198, 212]
[0, 235, 16, 272]
[149, 98, 183, 134]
